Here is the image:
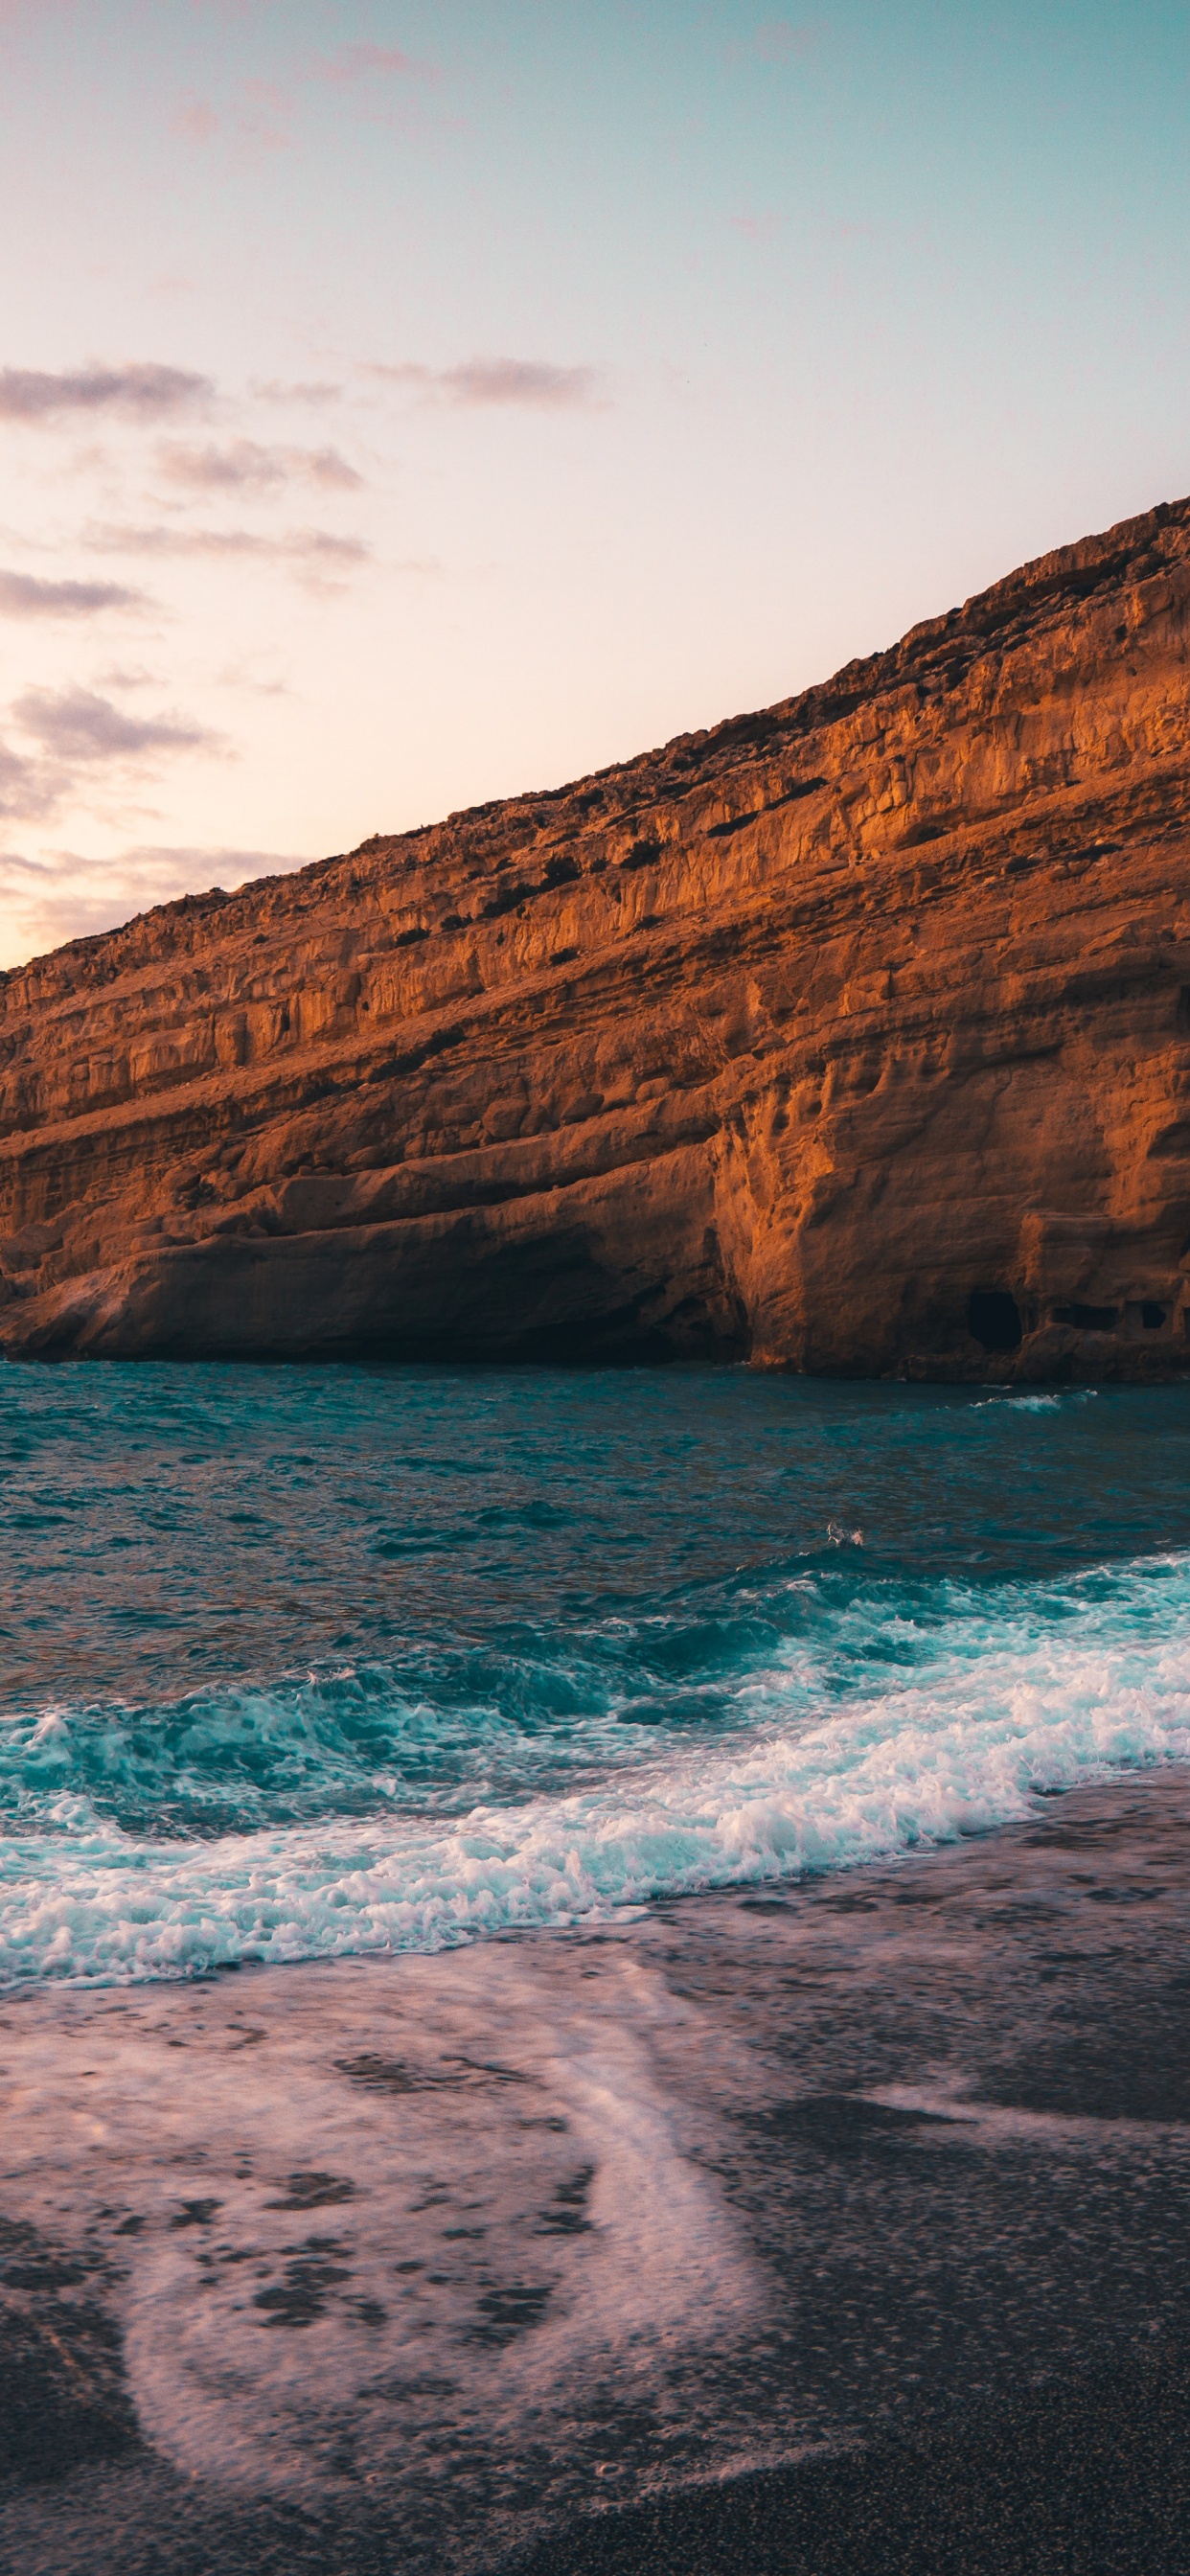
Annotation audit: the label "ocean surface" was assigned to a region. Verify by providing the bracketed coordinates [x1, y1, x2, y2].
[3, 1362, 1190, 1987]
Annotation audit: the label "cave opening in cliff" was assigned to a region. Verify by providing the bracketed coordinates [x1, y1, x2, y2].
[968, 1289, 1023, 1352]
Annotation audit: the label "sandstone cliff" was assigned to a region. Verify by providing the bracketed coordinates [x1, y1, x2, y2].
[4, 497, 1190, 1381]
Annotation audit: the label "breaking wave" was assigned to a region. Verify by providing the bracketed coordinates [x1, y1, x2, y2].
[4, 1546, 1189, 1984]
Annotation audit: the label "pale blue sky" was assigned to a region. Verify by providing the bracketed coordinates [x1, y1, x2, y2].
[1, 0, 1188, 962]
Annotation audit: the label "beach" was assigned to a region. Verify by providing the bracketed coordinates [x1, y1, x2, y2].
[6, 10, 1190, 2564]
[5, 1765, 1190, 2573]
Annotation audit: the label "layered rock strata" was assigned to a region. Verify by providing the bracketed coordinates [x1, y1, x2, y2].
[3, 496, 1190, 1380]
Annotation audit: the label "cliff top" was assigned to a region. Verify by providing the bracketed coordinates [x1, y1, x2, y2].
[6, 490, 1188, 1009]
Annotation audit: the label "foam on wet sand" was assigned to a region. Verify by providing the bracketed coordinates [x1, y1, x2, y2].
[4, 1768, 1190, 2573]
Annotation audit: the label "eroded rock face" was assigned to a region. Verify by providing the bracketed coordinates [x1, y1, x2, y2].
[3, 497, 1190, 1380]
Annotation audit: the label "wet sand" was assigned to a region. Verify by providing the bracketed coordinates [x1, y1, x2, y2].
[4, 1769, 1190, 2573]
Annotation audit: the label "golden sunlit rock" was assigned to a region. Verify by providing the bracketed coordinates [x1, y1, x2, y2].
[3, 494, 1190, 1382]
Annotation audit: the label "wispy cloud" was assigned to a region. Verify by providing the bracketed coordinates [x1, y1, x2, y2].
[312, 40, 436, 83]
[0, 570, 149, 618]
[0, 362, 213, 424]
[172, 95, 220, 143]
[85, 520, 371, 576]
[253, 379, 343, 406]
[13, 686, 215, 764]
[730, 210, 780, 241]
[0, 686, 221, 825]
[0, 738, 41, 822]
[172, 79, 294, 150]
[372, 357, 604, 411]
[0, 841, 302, 972]
[155, 437, 362, 492]
[172, 36, 437, 150]
[446, 359, 601, 409]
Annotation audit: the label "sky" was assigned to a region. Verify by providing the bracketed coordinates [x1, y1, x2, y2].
[1, 0, 1188, 969]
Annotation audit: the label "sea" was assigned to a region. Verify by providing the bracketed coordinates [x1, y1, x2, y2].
[4, 1361, 1190, 1989]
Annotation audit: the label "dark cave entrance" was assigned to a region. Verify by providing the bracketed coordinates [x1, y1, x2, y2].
[968, 1288, 1023, 1352]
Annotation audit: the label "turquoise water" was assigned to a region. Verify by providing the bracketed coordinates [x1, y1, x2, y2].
[3, 1364, 1190, 1983]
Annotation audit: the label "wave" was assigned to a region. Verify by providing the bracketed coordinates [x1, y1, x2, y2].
[4, 1549, 1189, 1984]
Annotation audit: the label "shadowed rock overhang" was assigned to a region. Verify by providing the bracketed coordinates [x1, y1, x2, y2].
[4, 494, 1190, 1382]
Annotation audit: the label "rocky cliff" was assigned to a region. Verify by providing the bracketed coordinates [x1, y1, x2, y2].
[4, 496, 1190, 1381]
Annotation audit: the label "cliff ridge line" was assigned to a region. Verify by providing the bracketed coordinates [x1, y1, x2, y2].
[3, 493, 1190, 1381]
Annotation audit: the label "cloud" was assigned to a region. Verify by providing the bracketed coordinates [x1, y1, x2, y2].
[730, 211, 780, 241]
[86, 519, 370, 566]
[172, 79, 295, 150]
[155, 437, 362, 492]
[0, 687, 221, 825]
[172, 95, 219, 142]
[0, 362, 213, 424]
[372, 357, 604, 411]
[170, 38, 438, 158]
[253, 379, 343, 406]
[444, 359, 600, 409]
[0, 738, 41, 821]
[313, 40, 435, 82]
[0, 570, 149, 618]
[13, 686, 215, 764]
[0, 841, 303, 972]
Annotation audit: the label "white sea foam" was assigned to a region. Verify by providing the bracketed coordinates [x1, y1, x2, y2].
[4, 1552, 1190, 1984]
[973, 1390, 1099, 1411]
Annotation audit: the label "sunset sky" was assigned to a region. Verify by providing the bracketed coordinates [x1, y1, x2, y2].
[2, 0, 1188, 967]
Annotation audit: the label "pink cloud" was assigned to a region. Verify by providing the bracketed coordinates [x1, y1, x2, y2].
[0, 363, 211, 425]
[87, 522, 370, 564]
[0, 686, 223, 831]
[0, 840, 305, 972]
[155, 438, 362, 492]
[445, 358, 599, 408]
[313, 41, 436, 84]
[83, 521, 374, 593]
[13, 685, 215, 764]
[170, 43, 438, 155]
[371, 358, 604, 412]
[0, 571, 149, 618]
[172, 94, 219, 142]
[253, 379, 343, 405]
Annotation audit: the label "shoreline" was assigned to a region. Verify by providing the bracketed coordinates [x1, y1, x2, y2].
[7, 1346, 1190, 1385]
[4, 1765, 1190, 2572]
